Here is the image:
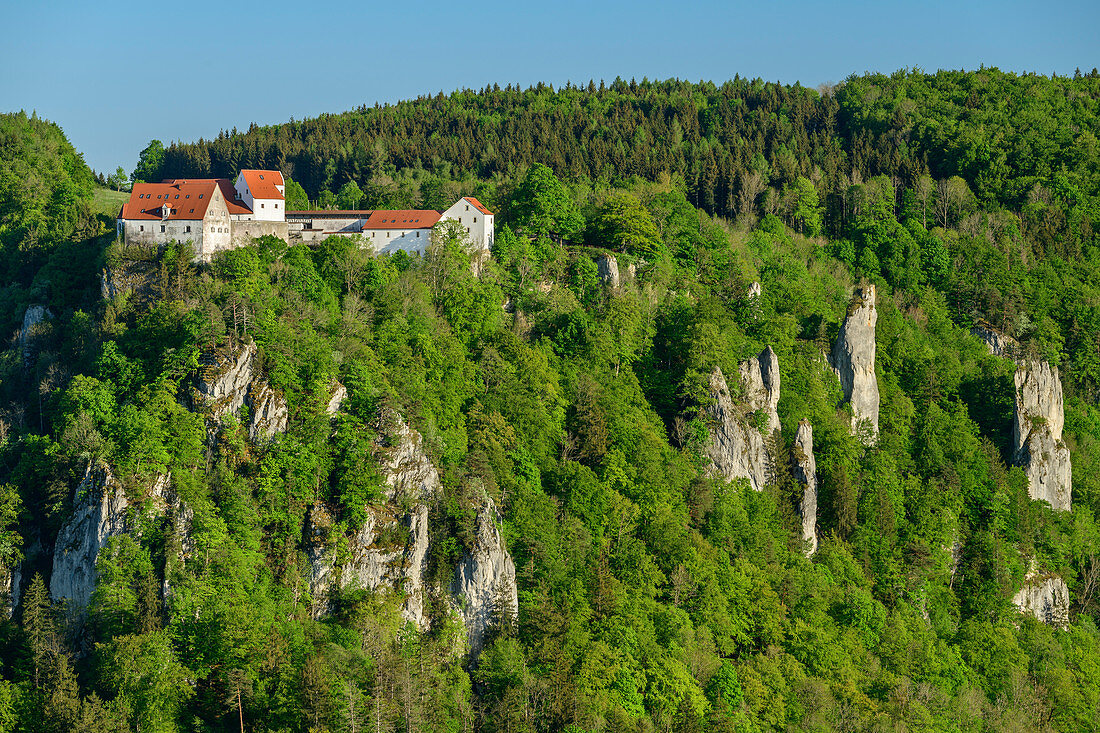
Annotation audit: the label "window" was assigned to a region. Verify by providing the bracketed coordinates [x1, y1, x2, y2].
[387, 232, 390, 238]
[465, 205, 469, 211]
[199, 194, 204, 199]
[161, 225, 165, 232]
[186, 194, 190, 199]
[186, 226, 191, 233]
[261, 204, 264, 208]
[174, 194, 179, 199]
[190, 209, 194, 213]
[140, 225, 144, 232]
[416, 232, 420, 238]
[275, 203, 279, 208]
[474, 217, 477, 223]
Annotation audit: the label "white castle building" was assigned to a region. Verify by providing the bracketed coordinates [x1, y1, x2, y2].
[118, 168, 494, 261]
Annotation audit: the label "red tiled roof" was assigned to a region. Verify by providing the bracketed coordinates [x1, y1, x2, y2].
[239, 169, 284, 200]
[215, 179, 253, 215]
[121, 180, 219, 221]
[362, 209, 442, 230]
[464, 197, 493, 215]
[286, 210, 375, 217]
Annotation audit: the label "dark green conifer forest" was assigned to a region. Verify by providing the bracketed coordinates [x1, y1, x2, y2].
[2, 68, 1100, 731]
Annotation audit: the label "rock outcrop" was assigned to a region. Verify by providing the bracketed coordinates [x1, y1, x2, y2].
[326, 381, 348, 416]
[1013, 359, 1072, 511]
[50, 465, 185, 611]
[969, 323, 1072, 511]
[793, 420, 818, 555]
[597, 254, 621, 289]
[1013, 571, 1069, 628]
[19, 305, 52, 362]
[747, 281, 762, 301]
[307, 410, 519, 650]
[307, 411, 440, 628]
[191, 342, 288, 444]
[452, 498, 518, 655]
[831, 285, 879, 442]
[971, 322, 1018, 359]
[1, 564, 19, 618]
[704, 347, 781, 492]
[50, 463, 132, 609]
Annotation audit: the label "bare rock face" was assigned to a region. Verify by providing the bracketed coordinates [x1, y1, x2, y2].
[704, 348, 782, 492]
[597, 254, 621, 289]
[247, 381, 289, 442]
[307, 411, 439, 628]
[192, 342, 288, 444]
[1, 564, 19, 618]
[1013, 359, 1072, 511]
[831, 285, 879, 442]
[1013, 571, 1069, 628]
[747, 281, 762, 301]
[740, 346, 781, 433]
[50, 466, 186, 611]
[326, 381, 348, 416]
[19, 305, 52, 362]
[971, 322, 1018, 359]
[50, 463, 132, 609]
[793, 420, 818, 555]
[452, 498, 518, 655]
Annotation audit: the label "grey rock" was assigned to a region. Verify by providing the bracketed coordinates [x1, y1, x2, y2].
[747, 281, 762, 301]
[192, 342, 288, 444]
[1013, 359, 1072, 511]
[703, 352, 779, 492]
[739, 346, 781, 433]
[597, 254, 621, 289]
[50, 463, 131, 609]
[307, 411, 441, 628]
[247, 381, 289, 443]
[971, 322, 1018, 359]
[452, 498, 518, 656]
[793, 420, 818, 555]
[326, 381, 348, 416]
[19, 305, 52, 361]
[1013, 572, 1069, 628]
[831, 285, 879, 442]
[0, 563, 18, 618]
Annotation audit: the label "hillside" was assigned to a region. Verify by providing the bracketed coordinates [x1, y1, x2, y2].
[0, 70, 1100, 732]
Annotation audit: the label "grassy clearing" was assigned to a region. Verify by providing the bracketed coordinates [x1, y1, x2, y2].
[92, 187, 129, 218]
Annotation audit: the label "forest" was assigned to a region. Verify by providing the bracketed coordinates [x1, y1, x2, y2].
[0, 66, 1100, 732]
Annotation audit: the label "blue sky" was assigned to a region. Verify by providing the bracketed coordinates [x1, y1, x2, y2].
[2, 0, 1097, 175]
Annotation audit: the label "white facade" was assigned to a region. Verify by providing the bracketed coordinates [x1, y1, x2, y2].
[363, 228, 433, 255]
[233, 172, 286, 222]
[441, 198, 494, 252]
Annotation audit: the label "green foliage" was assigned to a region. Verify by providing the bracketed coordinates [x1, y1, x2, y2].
[589, 192, 663, 257]
[3, 74, 1100, 732]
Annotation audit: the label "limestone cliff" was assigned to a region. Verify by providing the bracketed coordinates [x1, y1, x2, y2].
[704, 347, 781, 492]
[831, 285, 879, 442]
[597, 254, 621, 289]
[1, 564, 19, 618]
[793, 420, 818, 555]
[452, 498, 518, 655]
[49, 465, 186, 611]
[1013, 570, 1069, 628]
[971, 321, 1018, 359]
[191, 342, 288, 444]
[306, 410, 439, 628]
[326, 381, 348, 416]
[1013, 359, 1072, 511]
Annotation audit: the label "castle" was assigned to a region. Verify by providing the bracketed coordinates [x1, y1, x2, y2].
[118, 169, 494, 261]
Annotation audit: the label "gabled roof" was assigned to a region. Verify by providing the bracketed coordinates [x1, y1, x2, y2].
[121, 180, 221, 221]
[362, 209, 442, 230]
[463, 197, 493, 215]
[215, 179, 253, 215]
[239, 169, 284, 200]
